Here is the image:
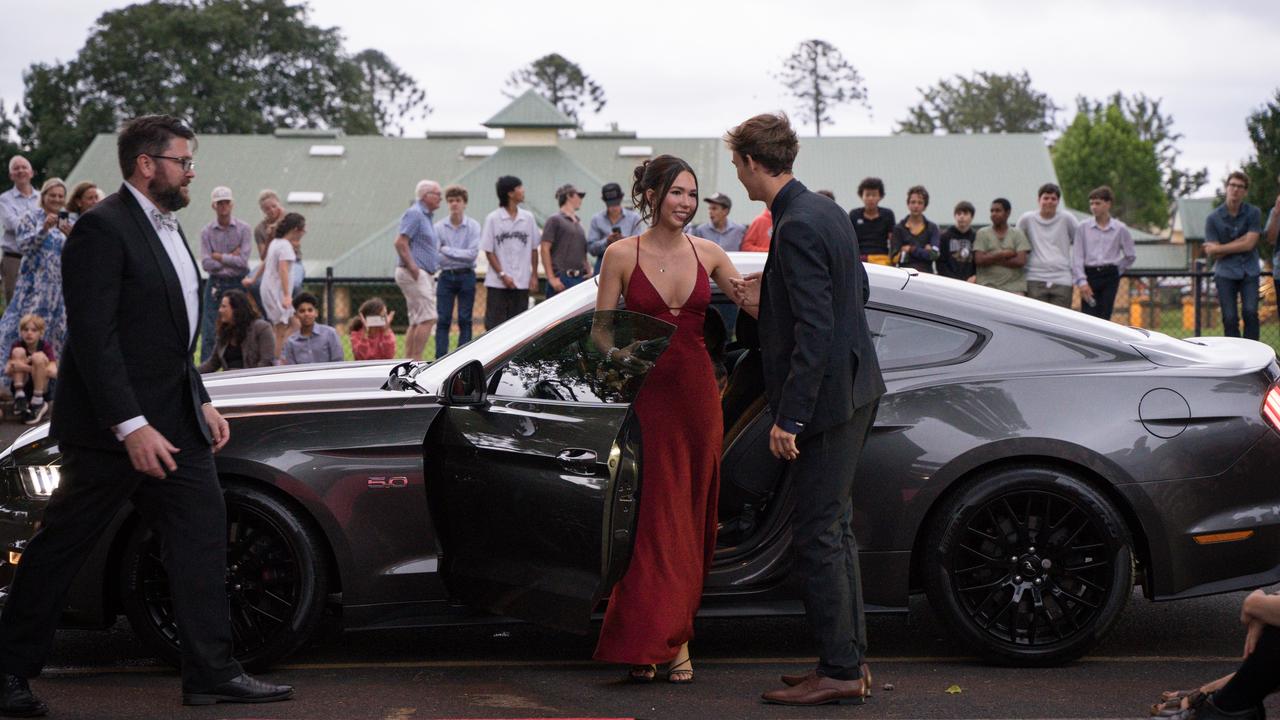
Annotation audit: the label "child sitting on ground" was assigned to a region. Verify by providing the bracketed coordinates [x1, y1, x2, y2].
[6, 314, 58, 424]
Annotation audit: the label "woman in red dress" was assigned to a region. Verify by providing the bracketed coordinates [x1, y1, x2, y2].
[593, 155, 757, 683]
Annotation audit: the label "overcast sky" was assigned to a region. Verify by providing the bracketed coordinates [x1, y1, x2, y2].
[4, 0, 1278, 193]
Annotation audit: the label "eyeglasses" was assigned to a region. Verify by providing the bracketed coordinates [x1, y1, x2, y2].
[1226, 183, 1248, 190]
[146, 154, 196, 172]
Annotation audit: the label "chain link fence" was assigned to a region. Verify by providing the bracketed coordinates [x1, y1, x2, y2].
[1115, 270, 1280, 353]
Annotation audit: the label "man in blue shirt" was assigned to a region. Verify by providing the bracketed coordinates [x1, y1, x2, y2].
[1204, 171, 1264, 340]
[434, 184, 481, 360]
[394, 180, 442, 360]
[586, 182, 644, 273]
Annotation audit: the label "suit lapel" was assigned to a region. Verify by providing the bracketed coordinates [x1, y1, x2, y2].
[119, 184, 190, 346]
[176, 226, 203, 353]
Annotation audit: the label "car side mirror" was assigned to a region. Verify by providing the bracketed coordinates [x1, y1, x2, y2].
[442, 360, 487, 406]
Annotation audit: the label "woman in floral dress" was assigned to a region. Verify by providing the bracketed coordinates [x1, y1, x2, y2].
[0, 178, 71, 358]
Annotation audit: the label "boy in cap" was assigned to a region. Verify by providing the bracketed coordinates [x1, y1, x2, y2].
[587, 182, 645, 273]
[692, 192, 746, 251]
[540, 183, 592, 297]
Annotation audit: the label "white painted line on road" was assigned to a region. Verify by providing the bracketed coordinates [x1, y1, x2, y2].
[40, 655, 1245, 677]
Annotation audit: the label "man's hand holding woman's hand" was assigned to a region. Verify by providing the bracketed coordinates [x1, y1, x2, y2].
[729, 273, 761, 307]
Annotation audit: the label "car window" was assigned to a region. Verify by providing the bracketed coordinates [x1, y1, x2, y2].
[868, 309, 980, 370]
[490, 310, 676, 403]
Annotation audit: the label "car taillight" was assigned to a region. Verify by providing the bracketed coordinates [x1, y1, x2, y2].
[1264, 384, 1280, 433]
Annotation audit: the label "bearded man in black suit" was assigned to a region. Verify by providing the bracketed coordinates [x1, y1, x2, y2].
[728, 112, 885, 707]
[0, 115, 292, 717]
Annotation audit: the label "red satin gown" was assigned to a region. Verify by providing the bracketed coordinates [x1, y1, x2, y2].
[594, 235, 722, 665]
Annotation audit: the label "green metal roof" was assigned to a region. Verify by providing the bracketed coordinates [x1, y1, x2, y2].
[67, 132, 494, 277]
[330, 146, 606, 277]
[1177, 198, 1216, 242]
[67, 125, 1078, 278]
[483, 90, 576, 129]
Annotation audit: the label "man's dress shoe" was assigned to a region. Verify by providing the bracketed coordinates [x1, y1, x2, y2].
[781, 662, 871, 691]
[0, 674, 47, 718]
[182, 673, 294, 706]
[762, 672, 870, 706]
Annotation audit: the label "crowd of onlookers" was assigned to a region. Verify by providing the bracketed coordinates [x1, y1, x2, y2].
[2, 147, 1278, 422]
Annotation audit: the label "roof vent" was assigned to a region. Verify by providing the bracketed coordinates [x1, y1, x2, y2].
[273, 128, 341, 139]
[309, 144, 345, 157]
[428, 131, 489, 139]
[618, 145, 653, 158]
[287, 191, 325, 204]
[462, 145, 499, 158]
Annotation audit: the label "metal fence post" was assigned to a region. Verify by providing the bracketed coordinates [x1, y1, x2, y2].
[1193, 261, 1204, 337]
[325, 266, 334, 326]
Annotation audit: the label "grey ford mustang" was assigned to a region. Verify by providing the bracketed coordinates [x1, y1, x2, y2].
[2, 257, 1278, 669]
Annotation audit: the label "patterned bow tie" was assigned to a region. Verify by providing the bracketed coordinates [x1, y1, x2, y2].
[150, 208, 178, 233]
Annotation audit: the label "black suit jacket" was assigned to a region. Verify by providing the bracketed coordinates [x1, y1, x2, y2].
[51, 184, 212, 452]
[758, 180, 886, 435]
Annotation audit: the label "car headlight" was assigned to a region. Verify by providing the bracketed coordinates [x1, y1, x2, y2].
[19, 466, 60, 498]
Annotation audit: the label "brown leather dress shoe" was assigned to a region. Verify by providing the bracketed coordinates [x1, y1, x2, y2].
[781, 663, 871, 692]
[762, 672, 870, 706]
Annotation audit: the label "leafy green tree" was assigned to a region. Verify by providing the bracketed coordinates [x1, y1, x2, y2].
[1232, 90, 1280, 257]
[0, 101, 23, 167]
[1052, 100, 1166, 228]
[774, 39, 868, 137]
[895, 70, 1059, 135]
[1077, 93, 1207, 224]
[504, 53, 606, 125]
[15, 0, 428, 178]
[353, 49, 431, 137]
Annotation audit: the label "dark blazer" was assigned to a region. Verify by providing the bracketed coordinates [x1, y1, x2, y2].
[52, 184, 212, 451]
[758, 180, 886, 434]
[198, 319, 276, 373]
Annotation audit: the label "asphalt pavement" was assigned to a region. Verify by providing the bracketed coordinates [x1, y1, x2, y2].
[0, 420, 1274, 720]
[19, 588, 1275, 720]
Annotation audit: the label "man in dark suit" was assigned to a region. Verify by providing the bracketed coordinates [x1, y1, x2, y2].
[0, 115, 292, 717]
[728, 112, 886, 707]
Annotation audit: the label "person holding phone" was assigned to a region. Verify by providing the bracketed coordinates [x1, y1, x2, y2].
[0, 178, 72, 361]
[587, 182, 645, 273]
[349, 297, 397, 360]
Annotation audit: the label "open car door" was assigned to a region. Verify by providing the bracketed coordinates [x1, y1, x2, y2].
[425, 310, 675, 633]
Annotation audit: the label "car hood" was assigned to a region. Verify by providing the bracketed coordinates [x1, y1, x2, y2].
[203, 359, 411, 402]
[0, 360, 414, 462]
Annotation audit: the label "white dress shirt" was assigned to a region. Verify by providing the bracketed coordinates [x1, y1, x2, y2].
[114, 182, 203, 440]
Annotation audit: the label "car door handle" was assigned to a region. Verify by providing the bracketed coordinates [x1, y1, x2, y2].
[557, 448, 597, 471]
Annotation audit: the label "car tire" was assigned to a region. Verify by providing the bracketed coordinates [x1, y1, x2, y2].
[118, 482, 329, 671]
[922, 465, 1133, 666]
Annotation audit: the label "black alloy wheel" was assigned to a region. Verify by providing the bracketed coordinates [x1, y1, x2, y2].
[119, 482, 329, 671]
[923, 466, 1133, 666]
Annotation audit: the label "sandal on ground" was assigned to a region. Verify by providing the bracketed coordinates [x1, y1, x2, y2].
[667, 655, 693, 684]
[1152, 689, 1205, 717]
[627, 664, 656, 683]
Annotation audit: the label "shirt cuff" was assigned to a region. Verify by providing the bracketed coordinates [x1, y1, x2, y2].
[776, 416, 806, 434]
[112, 416, 149, 442]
